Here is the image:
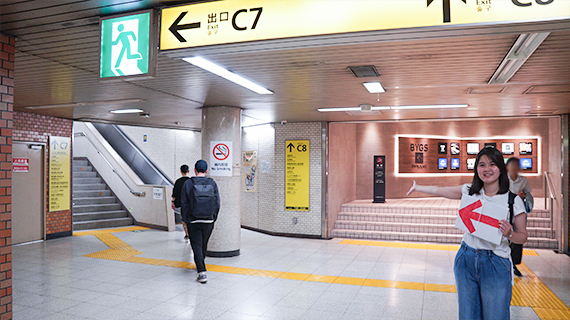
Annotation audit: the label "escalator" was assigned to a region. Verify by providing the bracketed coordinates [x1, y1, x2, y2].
[92, 123, 173, 186]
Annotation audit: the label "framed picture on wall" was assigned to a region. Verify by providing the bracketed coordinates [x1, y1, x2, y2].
[467, 143, 480, 155]
[438, 142, 447, 154]
[520, 158, 532, 170]
[520, 142, 533, 155]
[502, 142, 515, 155]
[451, 158, 460, 170]
[450, 143, 460, 155]
[467, 158, 476, 170]
[438, 158, 448, 170]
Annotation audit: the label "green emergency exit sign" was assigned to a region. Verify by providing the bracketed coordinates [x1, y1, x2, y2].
[100, 12, 155, 79]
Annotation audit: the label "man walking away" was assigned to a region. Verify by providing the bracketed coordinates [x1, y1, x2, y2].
[171, 164, 191, 240]
[181, 160, 220, 283]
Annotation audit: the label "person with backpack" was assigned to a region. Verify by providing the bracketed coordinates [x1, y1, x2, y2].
[181, 160, 220, 284]
[172, 164, 191, 240]
[506, 157, 533, 277]
[407, 147, 527, 320]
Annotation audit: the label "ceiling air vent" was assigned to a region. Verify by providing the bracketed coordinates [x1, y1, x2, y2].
[348, 65, 380, 78]
[526, 110, 558, 115]
[467, 87, 507, 94]
[523, 84, 570, 94]
[345, 111, 383, 116]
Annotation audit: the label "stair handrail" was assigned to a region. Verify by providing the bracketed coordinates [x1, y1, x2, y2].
[74, 132, 145, 197]
[544, 171, 555, 239]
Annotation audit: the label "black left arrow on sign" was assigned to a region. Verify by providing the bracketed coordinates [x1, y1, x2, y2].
[427, 0, 466, 23]
[169, 12, 201, 43]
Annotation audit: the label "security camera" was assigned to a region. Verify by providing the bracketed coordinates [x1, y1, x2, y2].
[280, 120, 288, 125]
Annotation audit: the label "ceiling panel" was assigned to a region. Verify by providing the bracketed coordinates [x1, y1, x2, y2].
[1, 1, 569, 129]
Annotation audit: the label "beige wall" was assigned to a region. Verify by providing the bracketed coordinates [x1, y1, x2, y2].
[328, 117, 558, 202]
[327, 123, 356, 234]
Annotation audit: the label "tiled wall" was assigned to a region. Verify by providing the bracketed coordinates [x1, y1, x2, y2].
[13, 112, 73, 237]
[241, 123, 324, 237]
[117, 125, 202, 183]
[0, 33, 14, 320]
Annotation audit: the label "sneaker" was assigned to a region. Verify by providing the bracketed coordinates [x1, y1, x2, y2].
[184, 235, 189, 240]
[197, 272, 207, 283]
[513, 265, 522, 277]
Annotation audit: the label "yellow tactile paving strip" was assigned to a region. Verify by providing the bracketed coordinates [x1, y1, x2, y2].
[76, 227, 568, 319]
[339, 239, 539, 256]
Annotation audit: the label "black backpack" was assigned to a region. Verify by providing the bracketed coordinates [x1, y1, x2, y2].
[189, 177, 218, 220]
[508, 192, 524, 265]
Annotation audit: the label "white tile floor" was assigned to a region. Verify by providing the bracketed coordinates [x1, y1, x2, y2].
[12, 227, 570, 320]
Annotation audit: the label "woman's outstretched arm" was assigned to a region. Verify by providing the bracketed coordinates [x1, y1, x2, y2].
[406, 180, 463, 200]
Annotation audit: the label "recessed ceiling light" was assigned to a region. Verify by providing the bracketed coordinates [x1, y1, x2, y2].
[390, 104, 468, 110]
[110, 109, 144, 114]
[467, 107, 479, 111]
[362, 82, 385, 93]
[317, 106, 390, 112]
[183, 57, 273, 95]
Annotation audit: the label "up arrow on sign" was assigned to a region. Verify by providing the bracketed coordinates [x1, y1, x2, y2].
[427, 0, 467, 23]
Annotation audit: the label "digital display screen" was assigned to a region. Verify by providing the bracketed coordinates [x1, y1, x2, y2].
[467, 158, 476, 170]
[438, 158, 448, 170]
[467, 143, 480, 155]
[438, 142, 447, 154]
[450, 143, 460, 155]
[520, 158, 532, 170]
[502, 143, 514, 155]
[520, 142, 533, 155]
[484, 142, 496, 149]
[451, 158, 460, 170]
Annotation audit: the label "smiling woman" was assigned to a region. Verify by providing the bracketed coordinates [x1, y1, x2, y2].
[407, 147, 528, 320]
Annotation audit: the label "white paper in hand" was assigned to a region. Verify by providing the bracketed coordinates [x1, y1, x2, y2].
[455, 194, 509, 245]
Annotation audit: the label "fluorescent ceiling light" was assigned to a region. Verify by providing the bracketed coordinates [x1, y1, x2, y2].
[363, 82, 385, 93]
[488, 32, 550, 84]
[109, 109, 144, 114]
[183, 57, 273, 95]
[25, 98, 145, 110]
[317, 106, 390, 112]
[390, 104, 468, 110]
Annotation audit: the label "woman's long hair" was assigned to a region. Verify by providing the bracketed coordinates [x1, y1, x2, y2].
[468, 147, 510, 196]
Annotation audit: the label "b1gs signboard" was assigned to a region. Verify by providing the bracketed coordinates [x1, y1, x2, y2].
[160, 0, 569, 50]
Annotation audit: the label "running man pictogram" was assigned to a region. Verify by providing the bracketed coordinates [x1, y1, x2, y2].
[112, 24, 142, 68]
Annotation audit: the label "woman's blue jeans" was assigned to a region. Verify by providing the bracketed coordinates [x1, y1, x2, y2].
[454, 242, 512, 320]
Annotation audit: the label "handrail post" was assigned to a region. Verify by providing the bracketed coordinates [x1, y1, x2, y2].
[551, 197, 554, 239]
[544, 174, 548, 210]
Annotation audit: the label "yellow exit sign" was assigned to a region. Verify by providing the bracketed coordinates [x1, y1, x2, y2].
[160, 0, 569, 51]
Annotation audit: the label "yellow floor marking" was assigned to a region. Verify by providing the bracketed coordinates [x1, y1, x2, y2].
[339, 239, 539, 256]
[73, 226, 149, 237]
[77, 228, 568, 319]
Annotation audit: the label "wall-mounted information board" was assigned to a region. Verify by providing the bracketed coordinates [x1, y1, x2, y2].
[397, 136, 538, 175]
[285, 140, 310, 211]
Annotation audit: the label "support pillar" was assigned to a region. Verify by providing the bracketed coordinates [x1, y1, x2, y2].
[201, 106, 241, 257]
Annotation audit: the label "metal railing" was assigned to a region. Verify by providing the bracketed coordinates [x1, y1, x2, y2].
[74, 132, 145, 197]
[544, 171, 555, 238]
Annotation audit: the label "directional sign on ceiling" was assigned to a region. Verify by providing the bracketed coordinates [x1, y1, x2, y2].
[160, 0, 570, 51]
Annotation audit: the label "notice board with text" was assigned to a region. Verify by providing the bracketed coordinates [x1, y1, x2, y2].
[285, 140, 310, 211]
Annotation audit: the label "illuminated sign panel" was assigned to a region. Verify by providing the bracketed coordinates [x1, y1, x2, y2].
[160, 0, 570, 50]
[100, 12, 156, 79]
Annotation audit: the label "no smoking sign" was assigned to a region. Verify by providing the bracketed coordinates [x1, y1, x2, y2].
[210, 141, 233, 177]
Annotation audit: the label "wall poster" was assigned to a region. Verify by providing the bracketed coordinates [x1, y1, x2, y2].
[285, 140, 310, 211]
[49, 136, 71, 212]
[242, 151, 258, 192]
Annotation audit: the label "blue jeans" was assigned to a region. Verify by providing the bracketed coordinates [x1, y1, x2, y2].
[454, 242, 512, 320]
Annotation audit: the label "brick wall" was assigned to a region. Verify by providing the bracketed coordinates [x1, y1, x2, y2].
[241, 122, 324, 237]
[0, 33, 14, 320]
[13, 111, 73, 238]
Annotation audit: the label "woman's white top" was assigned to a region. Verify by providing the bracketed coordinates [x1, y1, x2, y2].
[461, 184, 525, 259]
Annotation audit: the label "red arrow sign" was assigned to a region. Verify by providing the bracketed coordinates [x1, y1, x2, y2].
[459, 200, 500, 233]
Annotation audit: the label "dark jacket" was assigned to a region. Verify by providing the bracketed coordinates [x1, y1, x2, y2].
[171, 176, 190, 208]
[180, 177, 220, 223]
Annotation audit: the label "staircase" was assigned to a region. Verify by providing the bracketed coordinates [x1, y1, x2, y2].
[72, 158, 133, 230]
[331, 198, 557, 249]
